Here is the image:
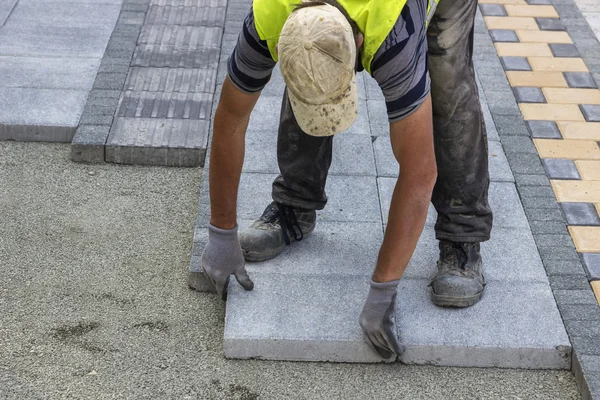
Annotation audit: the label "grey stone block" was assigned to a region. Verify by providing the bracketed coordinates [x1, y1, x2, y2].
[105, 118, 209, 166]
[364, 74, 384, 100]
[580, 104, 600, 122]
[117, 91, 212, 119]
[0, 0, 17, 26]
[481, 96, 500, 141]
[241, 128, 278, 174]
[243, 222, 383, 276]
[513, 87, 546, 103]
[402, 226, 549, 283]
[521, 196, 561, 209]
[0, 25, 113, 58]
[536, 17, 566, 31]
[561, 202, 600, 226]
[488, 141, 515, 182]
[519, 185, 557, 198]
[0, 56, 99, 90]
[97, 62, 131, 75]
[79, 114, 114, 126]
[478, 4, 507, 16]
[505, 152, 546, 175]
[121, 3, 148, 12]
[528, 0, 551, 4]
[529, 221, 568, 235]
[92, 72, 128, 91]
[373, 136, 398, 177]
[493, 114, 530, 136]
[125, 67, 217, 94]
[542, 158, 581, 179]
[515, 173, 552, 187]
[549, 274, 594, 290]
[224, 275, 570, 368]
[5, 2, 121, 30]
[131, 44, 220, 68]
[145, 5, 226, 27]
[139, 25, 223, 48]
[582, 253, 600, 279]
[489, 30, 519, 42]
[558, 304, 600, 322]
[553, 289, 598, 305]
[536, 234, 575, 247]
[527, 120, 562, 139]
[500, 136, 538, 154]
[0, 88, 87, 142]
[117, 10, 146, 25]
[544, 259, 587, 276]
[550, 43, 581, 58]
[330, 134, 376, 176]
[71, 125, 110, 163]
[500, 56, 532, 71]
[539, 246, 580, 263]
[564, 72, 597, 88]
[487, 94, 521, 115]
[367, 99, 388, 136]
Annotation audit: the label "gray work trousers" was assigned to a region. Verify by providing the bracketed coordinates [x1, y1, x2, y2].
[271, 0, 493, 243]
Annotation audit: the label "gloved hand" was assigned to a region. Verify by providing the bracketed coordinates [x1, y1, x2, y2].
[202, 224, 254, 300]
[359, 279, 405, 360]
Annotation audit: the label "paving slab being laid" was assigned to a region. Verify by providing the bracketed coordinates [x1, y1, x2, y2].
[190, 60, 571, 367]
[0, 0, 122, 142]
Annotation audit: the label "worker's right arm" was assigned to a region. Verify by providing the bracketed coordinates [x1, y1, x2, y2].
[202, 77, 261, 299]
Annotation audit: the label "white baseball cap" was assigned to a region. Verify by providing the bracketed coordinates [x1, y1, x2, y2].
[277, 3, 358, 137]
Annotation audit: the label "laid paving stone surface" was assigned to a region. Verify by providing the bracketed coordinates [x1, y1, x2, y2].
[95, 0, 227, 166]
[190, 28, 570, 366]
[0, 0, 121, 141]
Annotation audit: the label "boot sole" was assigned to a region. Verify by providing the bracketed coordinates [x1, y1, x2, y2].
[430, 290, 483, 308]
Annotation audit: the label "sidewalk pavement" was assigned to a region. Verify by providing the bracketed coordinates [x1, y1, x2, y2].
[1, 0, 600, 397]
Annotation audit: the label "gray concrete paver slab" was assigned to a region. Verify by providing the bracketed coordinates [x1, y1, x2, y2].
[0, 56, 100, 90]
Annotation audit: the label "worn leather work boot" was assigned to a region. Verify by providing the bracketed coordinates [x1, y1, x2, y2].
[430, 240, 486, 308]
[239, 201, 316, 262]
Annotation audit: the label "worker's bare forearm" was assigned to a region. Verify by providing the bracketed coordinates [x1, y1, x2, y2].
[209, 78, 260, 230]
[372, 96, 436, 283]
[373, 176, 433, 282]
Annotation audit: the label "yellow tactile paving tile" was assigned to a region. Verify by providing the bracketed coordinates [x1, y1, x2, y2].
[495, 42, 552, 57]
[592, 281, 600, 307]
[558, 122, 600, 140]
[535, 139, 600, 158]
[543, 88, 600, 104]
[505, 4, 559, 18]
[521, 104, 584, 121]
[552, 180, 600, 202]
[576, 160, 600, 180]
[528, 57, 588, 72]
[507, 71, 568, 87]
[484, 16, 539, 30]
[516, 30, 572, 44]
[568, 226, 600, 252]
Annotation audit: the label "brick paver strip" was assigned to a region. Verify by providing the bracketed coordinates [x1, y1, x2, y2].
[480, 0, 600, 396]
[72, 0, 226, 166]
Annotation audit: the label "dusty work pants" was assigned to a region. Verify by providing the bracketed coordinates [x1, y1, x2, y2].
[271, 0, 493, 243]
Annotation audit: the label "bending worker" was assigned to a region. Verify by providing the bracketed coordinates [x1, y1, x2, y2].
[198, 0, 493, 360]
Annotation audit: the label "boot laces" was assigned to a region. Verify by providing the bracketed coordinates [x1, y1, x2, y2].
[437, 242, 481, 279]
[260, 202, 304, 245]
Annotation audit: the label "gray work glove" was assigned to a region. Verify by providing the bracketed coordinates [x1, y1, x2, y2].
[202, 224, 254, 300]
[359, 279, 405, 360]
